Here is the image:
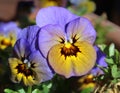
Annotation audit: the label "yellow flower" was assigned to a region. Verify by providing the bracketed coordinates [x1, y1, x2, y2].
[0, 33, 16, 50]
[40, 0, 57, 8]
[80, 1, 96, 13]
[0, 35, 11, 50]
[43, 1, 57, 8]
[78, 74, 96, 90]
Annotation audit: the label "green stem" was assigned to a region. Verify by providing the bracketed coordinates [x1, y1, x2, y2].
[27, 86, 32, 93]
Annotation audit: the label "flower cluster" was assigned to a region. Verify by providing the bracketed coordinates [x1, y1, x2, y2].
[8, 6, 97, 87]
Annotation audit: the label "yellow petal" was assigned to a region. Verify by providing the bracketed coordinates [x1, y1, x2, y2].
[22, 75, 36, 86]
[28, 76, 39, 85]
[9, 58, 22, 72]
[0, 45, 7, 50]
[48, 43, 72, 77]
[43, 1, 57, 8]
[0, 36, 7, 49]
[73, 42, 96, 75]
[23, 75, 29, 86]
[0, 37, 12, 49]
[16, 73, 23, 82]
[9, 58, 22, 65]
[9, 58, 23, 82]
[80, 83, 95, 90]
[48, 41, 96, 78]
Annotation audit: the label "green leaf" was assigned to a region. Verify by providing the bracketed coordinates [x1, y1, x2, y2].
[18, 88, 25, 93]
[97, 65, 108, 73]
[111, 79, 117, 84]
[105, 58, 114, 64]
[115, 71, 120, 78]
[97, 44, 106, 51]
[81, 87, 94, 93]
[111, 65, 118, 78]
[32, 89, 42, 93]
[109, 43, 115, 57]
[4, 89, 18, 93]
[114, 49, 120, 64]
[42, 84, 50, 93]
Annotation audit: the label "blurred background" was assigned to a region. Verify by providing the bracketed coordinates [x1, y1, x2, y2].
[0, 0, 120, 49]
[0, 0, 120, 26]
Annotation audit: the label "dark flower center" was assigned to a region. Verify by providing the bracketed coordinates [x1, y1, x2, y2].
[61, 43, 80, 58]
[16, 62, 34, 77]
[1, 39, 12, 46]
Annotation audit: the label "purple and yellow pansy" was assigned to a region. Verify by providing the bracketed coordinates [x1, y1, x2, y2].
[36, 6, 97, 78]
[9, 26, 53, 86]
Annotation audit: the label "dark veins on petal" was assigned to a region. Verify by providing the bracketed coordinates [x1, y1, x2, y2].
[16, 64, 33, 77]
[61, 44, 81, 58]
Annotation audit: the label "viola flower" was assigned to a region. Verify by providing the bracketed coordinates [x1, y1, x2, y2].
[9, 26, 53, 86]
[0, 22, 21, 49]
[0, 35, 12, 49]
[9, 39, 53, 86]
[91, 46, 107, 75]
[78, 74, 96, 90]
[37, 7, 96, 78]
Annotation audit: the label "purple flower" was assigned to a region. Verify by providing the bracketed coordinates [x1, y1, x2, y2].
[9, 26, 53, 86]
[91, 46, 108, 75]
[37, 7, 96, 78]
